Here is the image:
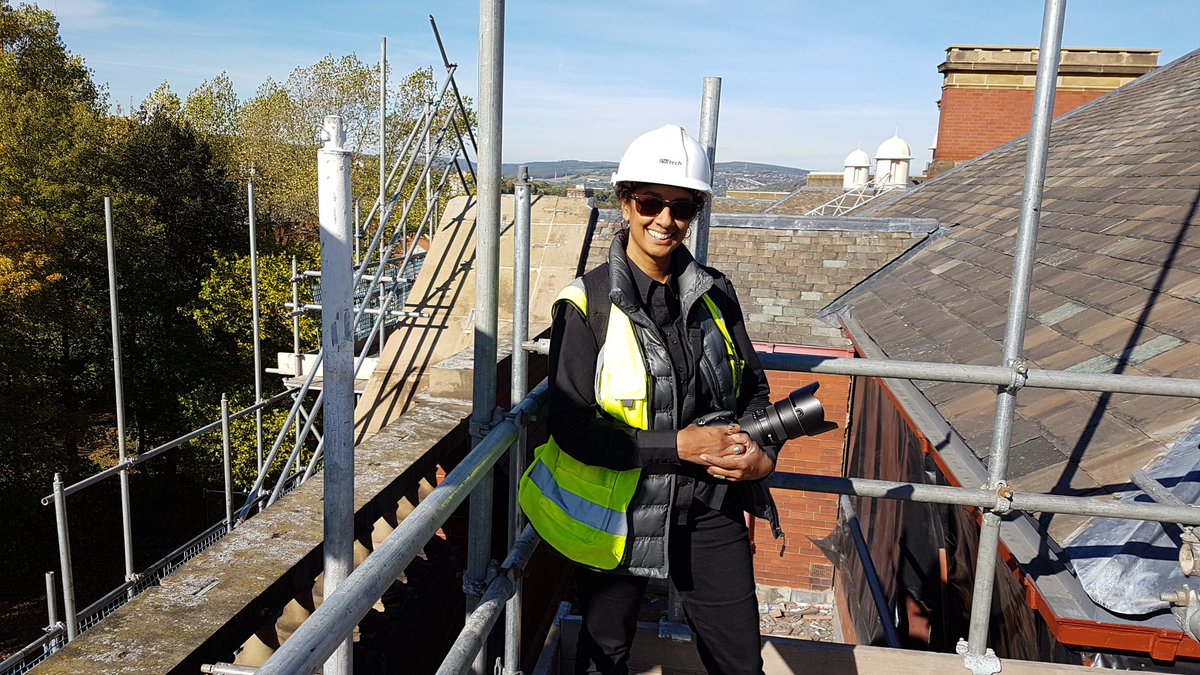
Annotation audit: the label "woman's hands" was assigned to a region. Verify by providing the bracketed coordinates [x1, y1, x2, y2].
[676, 423, 775, 482]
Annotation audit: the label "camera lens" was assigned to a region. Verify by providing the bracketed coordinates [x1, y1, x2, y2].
[737, 382, 836, 447]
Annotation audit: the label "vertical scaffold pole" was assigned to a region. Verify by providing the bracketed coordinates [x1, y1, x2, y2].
[291, 256, 303, 463]
[503, 165, 531, 675]
[291, 256, 302, 375]
[469, 1, 505, 673]
[52, 474, 77, 641]
[249, 178, 264, 475]
[104, 197, 135, 588]
[378, 37, 389, 358]
[692, 76, 721, 265]
[964, 0, 1066, 663]
[45, 571, 59, 632]
[221, 394, 234, 529]
[318, 114, 356, 675]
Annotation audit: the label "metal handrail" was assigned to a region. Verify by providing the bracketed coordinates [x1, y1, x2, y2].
[255, 380, 548, 675]
[0, 626, 64, 674]
[75, 521, 230, 626]
[770, 473, 1200, 527]
[41, 387, 300, 505]
[437, 525, 541, 675]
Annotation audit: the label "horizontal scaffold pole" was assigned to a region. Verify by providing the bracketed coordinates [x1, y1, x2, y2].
[759, 352, 1200, 398]
[256, 381, 548, 675]
[770, 473, 1200, 526]
[42, 387, 300, 505]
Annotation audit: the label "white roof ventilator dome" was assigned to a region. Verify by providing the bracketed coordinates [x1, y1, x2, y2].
[876, 135, 912, 161]
[843, 149, 871, 168]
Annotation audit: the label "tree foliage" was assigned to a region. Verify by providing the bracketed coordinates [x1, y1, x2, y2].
[0, 2, 244, 603]
[0, 1, 478, 627]
[1, 0, 110, 475]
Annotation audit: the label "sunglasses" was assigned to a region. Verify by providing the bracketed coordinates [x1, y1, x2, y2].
[630, 193, 702, 222]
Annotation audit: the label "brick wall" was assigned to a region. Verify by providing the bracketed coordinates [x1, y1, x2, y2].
[935, 88, 1105, 162]
[751, 368, 852, 591]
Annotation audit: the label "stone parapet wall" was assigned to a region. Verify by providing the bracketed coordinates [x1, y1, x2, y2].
[939, 45, 1159, 76]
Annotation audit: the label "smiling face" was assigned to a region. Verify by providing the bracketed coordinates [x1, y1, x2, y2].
[620, 183, 699, 278]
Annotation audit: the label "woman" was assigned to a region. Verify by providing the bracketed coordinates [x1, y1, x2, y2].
[520, 124, 780, 675]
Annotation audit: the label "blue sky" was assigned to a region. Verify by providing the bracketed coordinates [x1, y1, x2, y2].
[31, 0, 1199, 170]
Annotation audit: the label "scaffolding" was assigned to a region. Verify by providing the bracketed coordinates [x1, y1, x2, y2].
[239, 0, 1200, 673]
[18, 0, 1200, 673]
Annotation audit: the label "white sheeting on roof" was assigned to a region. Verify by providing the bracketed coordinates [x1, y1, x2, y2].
[1064, 423, 1200, 615]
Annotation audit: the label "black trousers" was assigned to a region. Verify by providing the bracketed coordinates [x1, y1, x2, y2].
[574, 498, 763, 675]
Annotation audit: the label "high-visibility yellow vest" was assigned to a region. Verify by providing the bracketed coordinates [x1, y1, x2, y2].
[519, 279, 741, 570]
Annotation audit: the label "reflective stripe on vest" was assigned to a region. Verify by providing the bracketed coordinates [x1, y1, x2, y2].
[518, 280, 741, 570]
[518, 436, 641, 570]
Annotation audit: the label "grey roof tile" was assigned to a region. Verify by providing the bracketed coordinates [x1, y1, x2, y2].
[840, 49, 1200, 508]
[1006, 435, 1068, 480]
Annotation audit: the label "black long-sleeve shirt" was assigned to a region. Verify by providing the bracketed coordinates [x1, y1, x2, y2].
[546, 255, 774, 506]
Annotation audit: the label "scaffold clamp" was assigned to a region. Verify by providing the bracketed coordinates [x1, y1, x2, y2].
[1008, 359, 1029, 391]
[956, 639, 1002, 674]
[994, 483, 1014, 515]
[1180, 530, 1200, 577]
[1163, 587, 1200, 643]
[463, 560, 499, 598]
[469, 407, 506, 443]
[507, 406, 536, 426]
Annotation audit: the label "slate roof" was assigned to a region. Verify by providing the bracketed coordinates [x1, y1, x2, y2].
[839, 48, 1200, 545]
[583, 212, 933, 349]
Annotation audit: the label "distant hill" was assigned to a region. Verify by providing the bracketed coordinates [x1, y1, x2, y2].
[500, 160, 616, 181]
[497, 160, 808, 195]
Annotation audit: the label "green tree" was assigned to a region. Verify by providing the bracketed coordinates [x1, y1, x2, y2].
[193, 245, 320, 356]
[186, 244, 321, 488]
[0, 0, 116, 626]
[1, 0, 109, 468]
[183, 72, 240, 139]
[1, 2, 249, 618]
[136, 80, 182, 122]
[103, 110, 244, 446]
[182, 58, 476, 249]
[233, 77, 316, 240]
[183, 72, 240, 168]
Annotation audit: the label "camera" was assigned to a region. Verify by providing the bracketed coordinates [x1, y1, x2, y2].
[695, 382, 836, 447]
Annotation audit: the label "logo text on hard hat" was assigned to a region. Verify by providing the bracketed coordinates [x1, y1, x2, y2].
[659, 158, 682, 166]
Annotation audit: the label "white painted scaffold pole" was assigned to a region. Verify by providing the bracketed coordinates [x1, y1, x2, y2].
[318, 114, 356, 675]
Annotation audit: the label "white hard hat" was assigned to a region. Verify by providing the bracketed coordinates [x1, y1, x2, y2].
[611, 124, 712, 194]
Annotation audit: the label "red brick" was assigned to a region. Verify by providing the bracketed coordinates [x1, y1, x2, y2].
[747, 370, 850, 590]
